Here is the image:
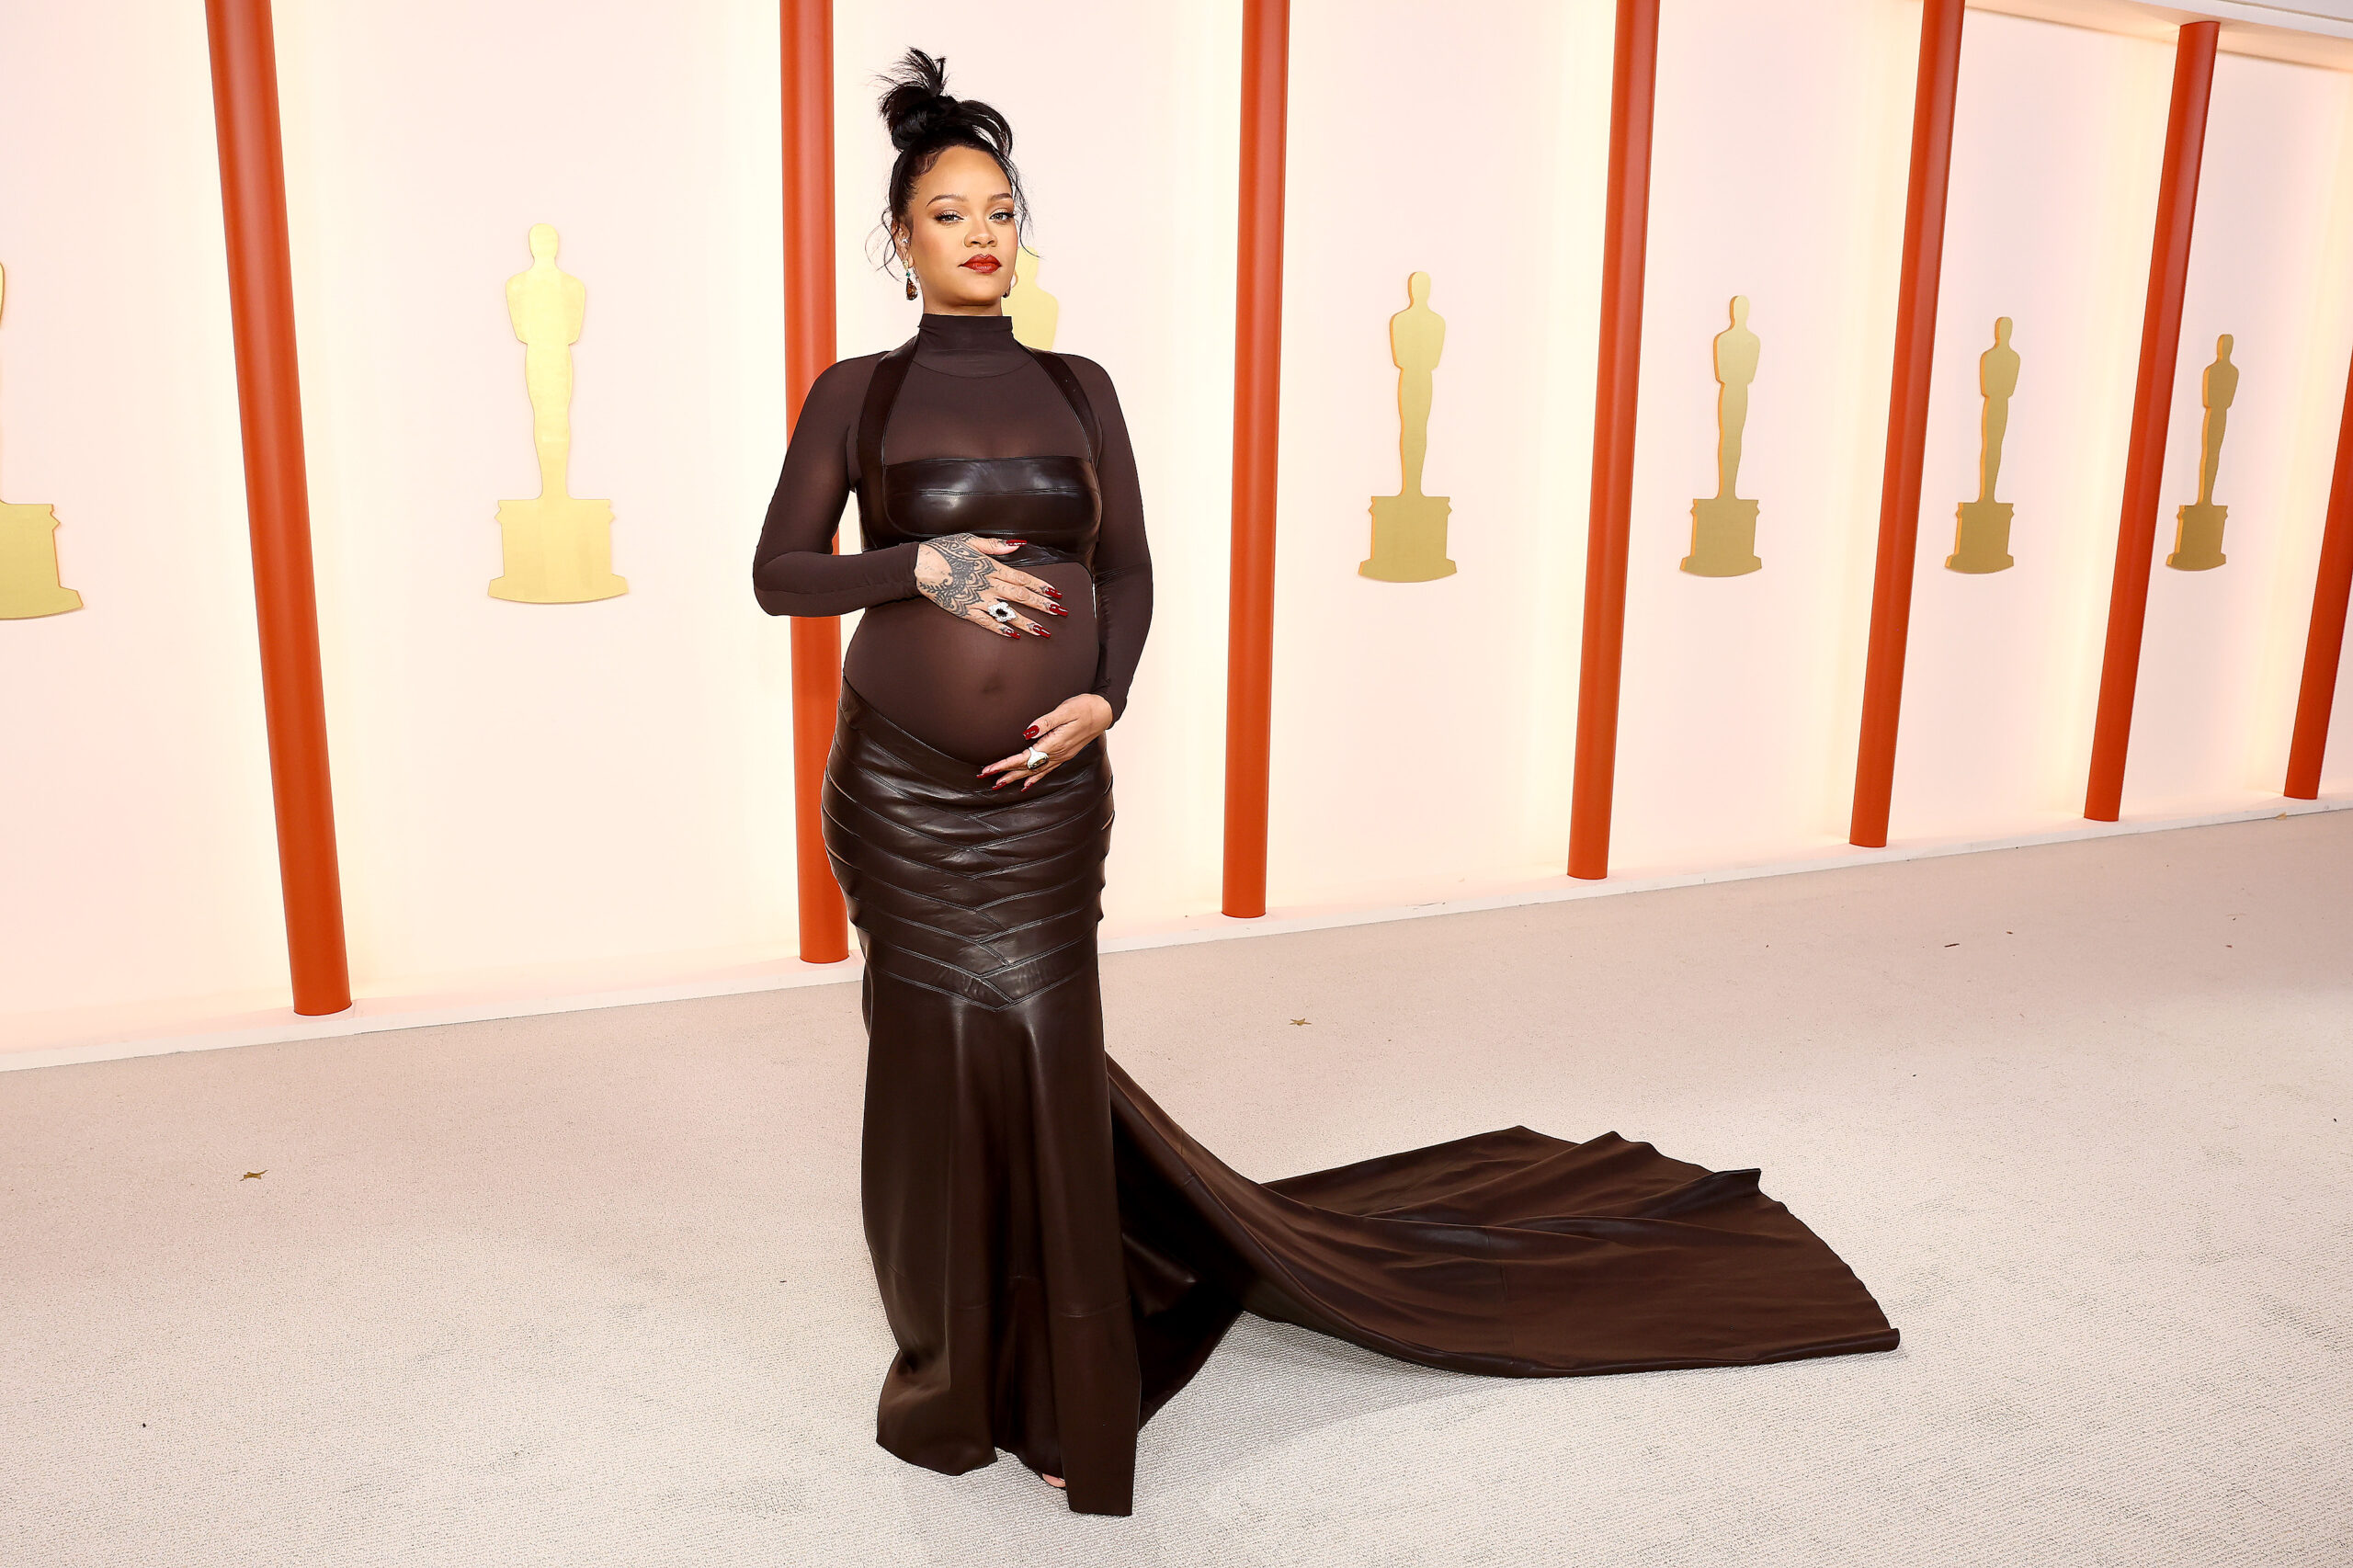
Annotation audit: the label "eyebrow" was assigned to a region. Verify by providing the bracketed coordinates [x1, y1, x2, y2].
[926, 191, 1017, 206]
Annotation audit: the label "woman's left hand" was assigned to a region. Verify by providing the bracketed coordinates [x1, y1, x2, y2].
[981, 694, 1114, 790]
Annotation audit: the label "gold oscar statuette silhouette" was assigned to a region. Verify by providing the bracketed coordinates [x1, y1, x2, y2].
[1361, 270, 1454, 583]
[0, 263, 84, 619]
[1949, 316, 2021, 574]
[2168, 334, 2237, 572]
[1005, 244, 1059, 349]
[1684, 295, 1762, 577]
[491, 224, 625, 604]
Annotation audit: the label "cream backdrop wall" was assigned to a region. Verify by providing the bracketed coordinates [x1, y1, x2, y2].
[1613, 0, 1922, 875]
[2, 0, 2349, 1058]
[1259, 0, 1613, 913]
[0, 5, 290, 1028]
[267, 0, 801, 1001]
[2128, 49, 2353, 811]
[1893, 11, 2175, 842]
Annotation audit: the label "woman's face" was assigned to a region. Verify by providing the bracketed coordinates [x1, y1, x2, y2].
[896, 143, 1017, 312]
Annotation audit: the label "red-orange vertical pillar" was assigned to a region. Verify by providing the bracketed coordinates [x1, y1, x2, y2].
[1222, 0, 1290, 918]
[1566, 0, 1660, 881]
[1848, 0, 1966, 850]
[2284, 346, 2353, 799]
[204, 0, 351, 1016]
[780, 0, 847, 962]
[2085, 21, 2218, 823]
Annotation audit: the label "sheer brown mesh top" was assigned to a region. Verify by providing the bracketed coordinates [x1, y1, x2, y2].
[752, 312, 1154, 764]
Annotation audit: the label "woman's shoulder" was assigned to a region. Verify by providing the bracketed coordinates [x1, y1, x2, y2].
[797, 351, 891, 430]
[1043, 347, 1107, 377]
[1042, 348, 1121, 409]
[813, 349, 888, 394]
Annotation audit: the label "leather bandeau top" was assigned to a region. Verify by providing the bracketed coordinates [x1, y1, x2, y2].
[854, 335, 1104, 572]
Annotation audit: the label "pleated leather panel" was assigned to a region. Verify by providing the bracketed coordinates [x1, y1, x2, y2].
[823, 683, 1113, 1010]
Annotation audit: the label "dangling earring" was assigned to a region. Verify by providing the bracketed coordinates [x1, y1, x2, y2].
[1002, 263, 1016, 300]
[904, 256, 917, 301]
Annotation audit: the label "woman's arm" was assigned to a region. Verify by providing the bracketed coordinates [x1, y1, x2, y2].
[981, 354, 1154, 790]
[1074, 355, 1154, 721]
[750, 358, 923, 617]
[752, 356, 1066, 631]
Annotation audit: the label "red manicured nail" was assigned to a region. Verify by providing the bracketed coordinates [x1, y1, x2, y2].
[1044, 586, 1063, 598]
[993, 779, 1009, 790]
[1006, 539, 1028, 546]
[1024, 726, 1040, 739]
[1033, 629, 1052, 639]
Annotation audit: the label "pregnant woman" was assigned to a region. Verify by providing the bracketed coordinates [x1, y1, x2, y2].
[753, 49, 1899, 1517]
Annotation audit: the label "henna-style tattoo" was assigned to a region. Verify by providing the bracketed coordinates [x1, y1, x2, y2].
[918, 534, 996, 619]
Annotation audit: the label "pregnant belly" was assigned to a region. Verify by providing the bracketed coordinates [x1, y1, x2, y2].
[842, 562, 1100, 766]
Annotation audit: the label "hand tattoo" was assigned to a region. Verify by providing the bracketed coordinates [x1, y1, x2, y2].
[919, 535, 995, 618]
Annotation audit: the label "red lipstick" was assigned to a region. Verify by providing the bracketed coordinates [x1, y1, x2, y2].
[961, 256, 1000, 273]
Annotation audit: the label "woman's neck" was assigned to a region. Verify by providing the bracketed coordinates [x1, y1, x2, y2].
[912, 310, 1029, 378]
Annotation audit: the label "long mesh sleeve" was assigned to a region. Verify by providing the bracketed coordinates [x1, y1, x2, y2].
[751, 357, 923, 617]
[1066, 355, 1154, 722]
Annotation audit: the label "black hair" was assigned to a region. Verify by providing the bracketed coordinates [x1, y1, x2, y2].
[871, 48, 1029, 288]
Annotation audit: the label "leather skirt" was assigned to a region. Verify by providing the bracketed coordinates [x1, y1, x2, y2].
[823, 683, 1144, 1514]
[824, 683, 1899, 1517]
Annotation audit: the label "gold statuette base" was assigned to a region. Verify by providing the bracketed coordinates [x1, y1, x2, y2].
[0, 503, 84, 619]
[2167, 502, 2227, 572]
[1360, 493, 1456, 582]
[1948, 501, 2015, 574]
[491, 495, 627, 603]
[1682, 497, 1761, 577]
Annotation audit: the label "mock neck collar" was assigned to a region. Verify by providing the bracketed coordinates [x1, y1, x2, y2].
[912, 311, 1029, 378]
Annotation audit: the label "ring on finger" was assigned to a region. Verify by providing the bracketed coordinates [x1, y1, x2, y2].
[1024, 746, 1050, 769]
[984, 600, 1017, 624]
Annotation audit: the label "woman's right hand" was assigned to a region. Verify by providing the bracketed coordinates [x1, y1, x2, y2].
[914, 534, 1068, 639]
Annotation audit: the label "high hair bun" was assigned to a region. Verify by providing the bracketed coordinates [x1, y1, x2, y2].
[875, 46, 1015, 162]
[878, 47, 959, 152]
[870, 45, 1031, 267]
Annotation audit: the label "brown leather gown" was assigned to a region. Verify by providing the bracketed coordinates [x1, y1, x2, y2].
[756, 313, 1899, 1517]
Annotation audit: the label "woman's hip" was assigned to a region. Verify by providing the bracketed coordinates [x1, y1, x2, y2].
[824, 682, 1111, 1010]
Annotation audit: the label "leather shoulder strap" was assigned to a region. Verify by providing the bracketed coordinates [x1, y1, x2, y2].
[1025, 347, 1102, 463]
[855, 337, 919, 502]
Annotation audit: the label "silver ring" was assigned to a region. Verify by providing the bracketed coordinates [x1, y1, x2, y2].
[1024, 746, 1050, 769]
[985, 600, 1017, 624]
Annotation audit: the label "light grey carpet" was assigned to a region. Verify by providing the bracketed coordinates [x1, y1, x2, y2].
[4, 812, 2348, 1566]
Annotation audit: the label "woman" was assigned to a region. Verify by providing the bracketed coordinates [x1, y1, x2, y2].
[753, 49, 1898, 1518]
